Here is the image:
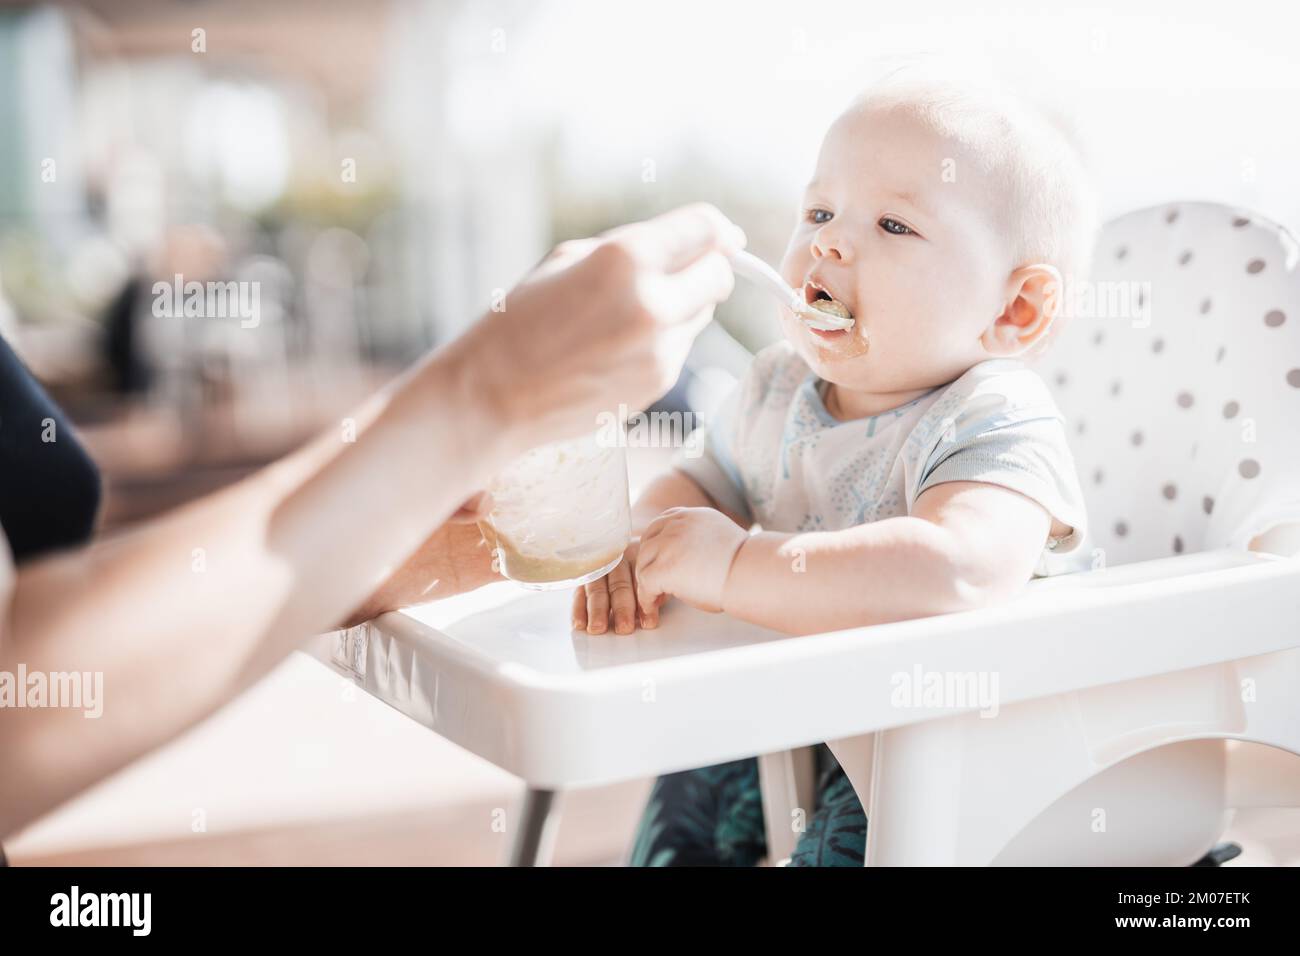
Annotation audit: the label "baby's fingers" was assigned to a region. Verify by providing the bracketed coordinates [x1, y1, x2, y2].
[642, 593, 667, 629]
[634, 559, 665, 629]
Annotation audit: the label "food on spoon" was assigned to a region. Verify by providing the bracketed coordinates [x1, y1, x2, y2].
[809, 297, 853, 320]
[799, 282, 855, 329]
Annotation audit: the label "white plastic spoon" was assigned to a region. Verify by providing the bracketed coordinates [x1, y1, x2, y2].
[729, 249, 856, 331]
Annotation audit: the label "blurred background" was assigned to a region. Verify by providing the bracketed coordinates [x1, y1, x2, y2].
[5, 0, 1300, 528]
[3, 0, 1299, 864]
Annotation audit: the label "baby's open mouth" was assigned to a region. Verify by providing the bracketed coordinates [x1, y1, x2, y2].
[800, 281, 855, 330]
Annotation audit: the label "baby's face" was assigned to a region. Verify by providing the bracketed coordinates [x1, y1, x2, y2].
[778, 104, 1016, 395]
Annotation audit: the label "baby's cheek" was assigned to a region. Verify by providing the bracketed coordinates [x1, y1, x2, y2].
[898, 315, 970, 376]
[925, 257, 996, 321]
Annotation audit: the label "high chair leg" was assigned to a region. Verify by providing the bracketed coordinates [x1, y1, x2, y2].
[758, 747, 817, 864]
[825, 733, 877, 822]
[861, 661, 1249, 865]
[506, 788, 561, 867]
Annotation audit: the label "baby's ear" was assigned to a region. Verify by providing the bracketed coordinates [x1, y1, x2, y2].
[982, 264, 1063, 357]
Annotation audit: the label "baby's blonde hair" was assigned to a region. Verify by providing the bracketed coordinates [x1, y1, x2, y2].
[849, 57, 1098, 341]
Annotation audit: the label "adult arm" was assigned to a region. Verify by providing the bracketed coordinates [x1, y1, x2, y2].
[0, 203, 743, 838]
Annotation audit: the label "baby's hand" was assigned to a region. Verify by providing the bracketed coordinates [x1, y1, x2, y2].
[572, 540, 643, 635]
[635, 507, 748, 623]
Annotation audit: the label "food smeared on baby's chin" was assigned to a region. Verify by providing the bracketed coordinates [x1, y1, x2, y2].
[801, 319, 870, 361]
[776, 302, 870, 366]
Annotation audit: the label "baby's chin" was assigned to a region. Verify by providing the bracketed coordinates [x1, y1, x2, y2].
[782, 314, 871, 372]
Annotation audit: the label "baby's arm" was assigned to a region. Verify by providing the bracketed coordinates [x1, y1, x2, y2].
[636, 480, 1052, 636]
[633, 469, 729, 535]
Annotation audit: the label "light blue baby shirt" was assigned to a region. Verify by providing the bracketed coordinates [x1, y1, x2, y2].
[675, 341, 1089, 573]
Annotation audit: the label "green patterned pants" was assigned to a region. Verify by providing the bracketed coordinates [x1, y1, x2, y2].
[629, 743, 867, 866]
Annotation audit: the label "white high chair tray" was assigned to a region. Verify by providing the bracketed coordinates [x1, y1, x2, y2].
[306, 546, 1298, 790]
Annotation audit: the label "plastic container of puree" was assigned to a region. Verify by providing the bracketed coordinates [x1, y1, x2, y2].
[478, 431, 632, 589]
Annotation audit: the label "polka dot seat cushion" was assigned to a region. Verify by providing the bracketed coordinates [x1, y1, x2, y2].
[1038, 201, 1300, 570]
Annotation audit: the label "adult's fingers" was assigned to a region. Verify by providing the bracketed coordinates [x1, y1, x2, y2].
[605, 203, 746, 275]
[606, 557, 637, 635]
[650, 250, 736, 328]
[584, 576, 611, 635]
[571, 586, 588, 631]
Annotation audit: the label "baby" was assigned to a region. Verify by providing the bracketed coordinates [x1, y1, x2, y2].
[574, 66, 1096, 865]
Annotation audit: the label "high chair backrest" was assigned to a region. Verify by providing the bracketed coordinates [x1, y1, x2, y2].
[1038, 202, 1300, 569]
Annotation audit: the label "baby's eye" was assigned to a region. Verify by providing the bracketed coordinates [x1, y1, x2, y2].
[806, 208, 833, 225]
[879, 217, 914, 236]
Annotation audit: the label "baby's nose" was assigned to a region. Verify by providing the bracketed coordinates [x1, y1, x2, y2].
[811, 230, 849, 262]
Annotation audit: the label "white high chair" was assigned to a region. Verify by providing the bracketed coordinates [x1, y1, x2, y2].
[310, 201, 1300, 866]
